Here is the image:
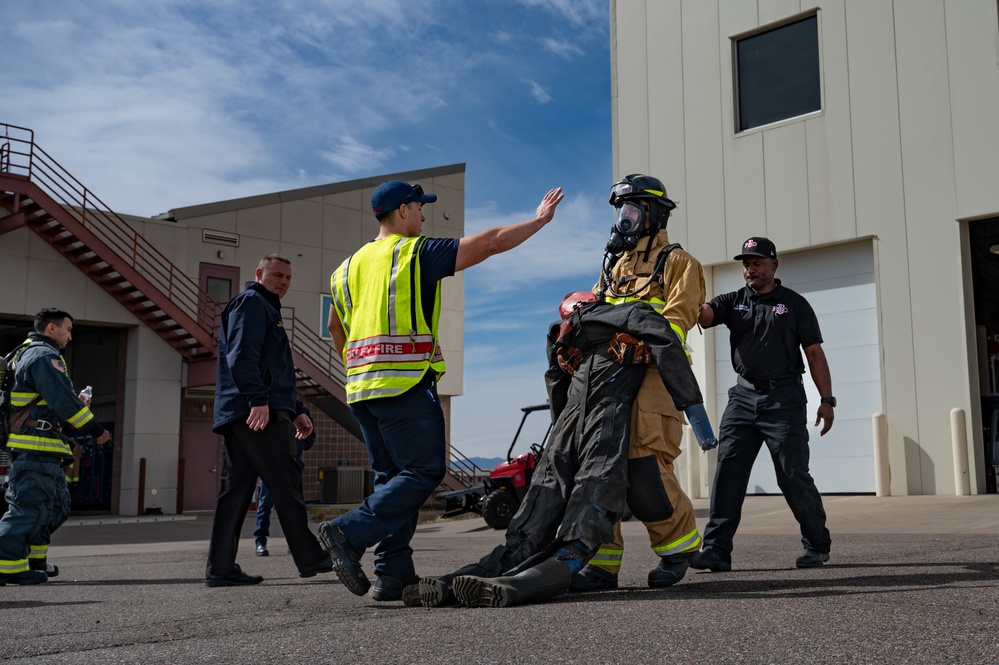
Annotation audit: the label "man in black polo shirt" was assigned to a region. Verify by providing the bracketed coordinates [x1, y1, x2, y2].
[691, 237, 835, 571]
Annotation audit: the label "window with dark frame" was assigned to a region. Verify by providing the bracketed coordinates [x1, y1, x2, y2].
[735, 14, 820, 132]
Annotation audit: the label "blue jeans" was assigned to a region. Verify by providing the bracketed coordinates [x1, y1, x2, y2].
[0, 451, 71, 571]
[255, 457, 304, 544]
[335, 376, 447, 579]
[701, 382, 831, 560]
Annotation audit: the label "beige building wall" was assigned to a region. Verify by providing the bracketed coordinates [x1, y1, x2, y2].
[611, 0, 999, 495]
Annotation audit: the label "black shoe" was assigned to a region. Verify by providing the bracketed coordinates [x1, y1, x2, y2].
[412, 576, 456, 607]
[689, 549, 732, 572]
[317, 521, 370, 596]
[648, 555, 691, 588]
[299, 555, 334, 578]
[255, 542, 269, 557]
[371, 573, 420, 602]
[796, 549, 830, 568]
[29, 559, 59, 577]
[0, 569, 48, 586]
[205, 564, 264, 587]
[568, 565, 618, 593]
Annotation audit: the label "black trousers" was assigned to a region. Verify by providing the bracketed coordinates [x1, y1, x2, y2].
[702, 382, 831, 559]
[206, 411, 327, 577]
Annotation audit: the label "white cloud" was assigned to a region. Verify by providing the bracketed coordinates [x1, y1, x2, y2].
[319, 136, 396, 175]
[542, 38, 585, 59]
[528, 80, 553, 104]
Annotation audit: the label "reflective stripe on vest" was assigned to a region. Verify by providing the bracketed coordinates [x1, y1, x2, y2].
[332, 235, 445, 403]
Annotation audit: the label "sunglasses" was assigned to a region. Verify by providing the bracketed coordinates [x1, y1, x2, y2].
[401, 184, 425, 205]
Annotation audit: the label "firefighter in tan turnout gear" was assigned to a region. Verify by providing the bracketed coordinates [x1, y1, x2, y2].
[570, 174, 709, 592]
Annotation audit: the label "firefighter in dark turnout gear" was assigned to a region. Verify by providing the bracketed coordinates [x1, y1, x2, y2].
[406, 295, 715, 608]
[0, 309, 109, 585]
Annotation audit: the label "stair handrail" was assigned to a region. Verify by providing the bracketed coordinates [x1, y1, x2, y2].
[0, 122, 219, 342]
[447, 443, 488, 487]
[280, 307, 347, 387]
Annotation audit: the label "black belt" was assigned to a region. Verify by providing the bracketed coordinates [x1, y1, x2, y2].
[737, 375, 802, 393]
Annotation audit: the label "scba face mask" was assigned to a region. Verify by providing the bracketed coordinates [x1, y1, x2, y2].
[605, 201, 647, 254]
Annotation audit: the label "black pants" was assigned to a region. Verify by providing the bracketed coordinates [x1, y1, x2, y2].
[206, 411, 327, 577]
[701, 382, 831, 559]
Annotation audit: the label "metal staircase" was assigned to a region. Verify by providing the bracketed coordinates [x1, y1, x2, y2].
[0, 122, 354, 429]
[0, 124, 217, 358]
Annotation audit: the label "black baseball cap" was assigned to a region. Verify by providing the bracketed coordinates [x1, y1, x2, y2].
[734, 236, 777, 260]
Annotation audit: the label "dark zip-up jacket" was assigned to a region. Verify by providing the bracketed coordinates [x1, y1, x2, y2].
[213, 282, 297, 432]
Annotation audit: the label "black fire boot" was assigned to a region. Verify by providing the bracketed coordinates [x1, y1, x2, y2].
[451, 557, 572, 608]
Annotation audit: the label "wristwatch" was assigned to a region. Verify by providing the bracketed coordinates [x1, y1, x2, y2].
[820, 396, 837, 408]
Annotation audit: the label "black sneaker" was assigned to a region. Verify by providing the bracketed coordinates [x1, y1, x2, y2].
[568, 565, 618, 592]
[317, 521, 370, 596]
[795, 549, 830, 568]
[205, 564, 264, 587]
[688, 549, 732, 572]
[371, 573, 420, 602]
[0, 569, 48, 586]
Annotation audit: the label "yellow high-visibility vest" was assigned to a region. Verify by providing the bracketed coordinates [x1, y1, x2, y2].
[331, 235, 445, 403]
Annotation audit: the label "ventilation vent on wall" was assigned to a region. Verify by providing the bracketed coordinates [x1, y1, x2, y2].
[202, 229, 240, 247]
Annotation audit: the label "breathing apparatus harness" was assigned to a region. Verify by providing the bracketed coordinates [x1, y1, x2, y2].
[597, 174, 679, 302]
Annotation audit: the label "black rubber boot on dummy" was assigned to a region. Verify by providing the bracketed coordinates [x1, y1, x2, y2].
[451, 557, 573, 608]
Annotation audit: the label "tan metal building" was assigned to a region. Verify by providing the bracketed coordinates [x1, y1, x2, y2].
[610, 1, 999, 495]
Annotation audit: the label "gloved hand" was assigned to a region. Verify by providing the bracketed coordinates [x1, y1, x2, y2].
[683, 402, 718, 451]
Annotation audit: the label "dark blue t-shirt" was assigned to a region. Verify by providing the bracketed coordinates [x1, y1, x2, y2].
[417, 237, 459, 322]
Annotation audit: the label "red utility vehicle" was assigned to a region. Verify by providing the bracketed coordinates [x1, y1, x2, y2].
[441, 403, 552, 529]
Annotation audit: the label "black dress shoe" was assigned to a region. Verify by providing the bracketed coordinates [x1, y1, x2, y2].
[255, 543, 269, 557]
[205, 564, 264, 587]
[299, 555, 334, 578]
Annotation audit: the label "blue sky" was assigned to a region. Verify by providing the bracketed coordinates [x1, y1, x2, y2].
[3, 0, 615, 459]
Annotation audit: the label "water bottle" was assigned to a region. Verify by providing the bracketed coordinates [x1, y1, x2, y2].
[80, 385, 93, 404]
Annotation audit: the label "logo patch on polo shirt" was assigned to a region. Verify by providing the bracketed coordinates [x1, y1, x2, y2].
[773, 304, 789, 316]
[734, 305, 750, 312]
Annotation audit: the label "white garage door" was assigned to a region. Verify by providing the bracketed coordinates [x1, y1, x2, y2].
[710, 240, 882, 493]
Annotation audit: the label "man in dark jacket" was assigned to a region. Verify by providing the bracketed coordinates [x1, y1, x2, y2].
[205, 254, 333, 587]
[0, 308, 109, 585]
[407, 295, 716, 608]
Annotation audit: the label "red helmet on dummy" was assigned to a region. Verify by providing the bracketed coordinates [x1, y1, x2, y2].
[559, 291, 597, 320]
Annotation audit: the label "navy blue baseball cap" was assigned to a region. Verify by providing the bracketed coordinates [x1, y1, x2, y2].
[371, 180, 438, 216]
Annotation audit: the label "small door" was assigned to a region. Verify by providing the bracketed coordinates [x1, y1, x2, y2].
[180, 418, 223, 511]
[198, 263, 240, 336]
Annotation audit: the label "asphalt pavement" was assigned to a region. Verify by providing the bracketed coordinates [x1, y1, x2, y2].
[0, 494, 997, 664]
